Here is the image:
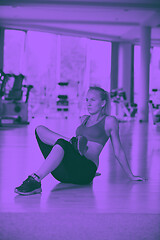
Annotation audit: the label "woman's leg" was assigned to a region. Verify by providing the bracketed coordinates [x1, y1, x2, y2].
[35, 144, 64, 180]
[35, 127, 72, 183]
[34, 125, 70, 180]
[15, 132, 71, 195]
[35, 125, 70, 146]
[34, 128, 97, 185]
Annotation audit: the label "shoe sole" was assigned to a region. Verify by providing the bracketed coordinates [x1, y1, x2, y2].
[14, 188, 42, 196]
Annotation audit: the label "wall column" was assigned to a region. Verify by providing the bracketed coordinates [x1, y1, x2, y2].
[0, 28, 4, 70]
[138, 26, 151, 122]
[118, 42, 132, 102]
[110, 42, 119, 91]
[131, 45, 134, 104]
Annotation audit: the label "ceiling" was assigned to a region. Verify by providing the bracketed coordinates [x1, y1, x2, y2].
[0, 0, 160, 46]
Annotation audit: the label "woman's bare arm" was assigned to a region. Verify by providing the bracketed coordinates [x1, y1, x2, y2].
[106, 116, 147, 181]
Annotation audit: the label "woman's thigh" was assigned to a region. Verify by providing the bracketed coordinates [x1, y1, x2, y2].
[35, 125, 70, 146]
[51, 139, 97, 185]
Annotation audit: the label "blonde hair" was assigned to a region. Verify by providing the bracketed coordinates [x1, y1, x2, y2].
[88, 86, 111, 116]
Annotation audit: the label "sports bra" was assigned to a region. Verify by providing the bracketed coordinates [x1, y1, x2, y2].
[76, 115, 109, 146]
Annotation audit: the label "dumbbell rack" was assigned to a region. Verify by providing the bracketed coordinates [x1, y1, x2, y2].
[56, 82, 69, 119]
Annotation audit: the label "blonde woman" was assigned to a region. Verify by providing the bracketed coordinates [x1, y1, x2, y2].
[15, 86, 146, 195]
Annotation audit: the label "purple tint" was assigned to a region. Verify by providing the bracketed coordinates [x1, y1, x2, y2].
[1, 26, 160, 240]
[89, 40, 111, 91]
[3, 30, 112, 118]
[150, 47, 160, 90]
[134, 45, 141, 105]
[130, 122, 148, 177]
[4, 30, 25, 74]
[134, 45, 160, 105]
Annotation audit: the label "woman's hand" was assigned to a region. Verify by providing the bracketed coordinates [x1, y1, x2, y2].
[107, 117, 148, 183]
[129, 175, 148, 181]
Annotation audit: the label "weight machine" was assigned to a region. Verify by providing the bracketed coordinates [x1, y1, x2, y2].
[0, 70, 33, 126]
[110, 88, 137, 121]
[149, 89, 160, 125]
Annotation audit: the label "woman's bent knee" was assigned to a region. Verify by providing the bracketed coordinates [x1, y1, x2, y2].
[35, 125, 45, 132]
[35, 125, 48, 136]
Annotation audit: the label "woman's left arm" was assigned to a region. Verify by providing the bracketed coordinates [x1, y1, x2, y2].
[106, 117, 146, 181]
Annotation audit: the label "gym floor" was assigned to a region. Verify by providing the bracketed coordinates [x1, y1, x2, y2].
[0, 114, 160, 240]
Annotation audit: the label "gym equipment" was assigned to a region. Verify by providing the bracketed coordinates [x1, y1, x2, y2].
[0, 70, 33, 126]
[149, 89, 160, 125]
[57, 95, 69, 108]
[56, 82, 69, 119]
[110, 88, 138, 121]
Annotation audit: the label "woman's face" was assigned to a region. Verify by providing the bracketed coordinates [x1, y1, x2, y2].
[86, 90, 105, 115]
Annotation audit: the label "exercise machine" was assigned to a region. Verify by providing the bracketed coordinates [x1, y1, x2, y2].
[0, 70, 33, 126]
[110, 88, 138, 121]
[149, 89, 160, 125]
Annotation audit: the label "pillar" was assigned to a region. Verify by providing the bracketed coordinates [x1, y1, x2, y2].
[118, 42, 132, 102]
[0, 28, 4, 70]
[83, 38, 91, 93]
[56, 35, 61, 84]
[138, 26, 151, 122]
[131, 45, 134, 104]
[110, 42, 119, 91]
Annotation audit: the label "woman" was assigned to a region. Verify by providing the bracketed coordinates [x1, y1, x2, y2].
[15, 86, 146, 195]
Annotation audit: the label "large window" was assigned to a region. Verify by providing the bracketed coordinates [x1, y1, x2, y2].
[89, 39, 111, 92]
[3, 29, 111, 117]
[4, 29, 25, 74]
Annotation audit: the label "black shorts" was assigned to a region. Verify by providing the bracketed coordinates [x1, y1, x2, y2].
[35, 130, 97, 185]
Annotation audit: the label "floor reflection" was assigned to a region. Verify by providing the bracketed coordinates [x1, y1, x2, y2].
[14, 194, 42, 212]
[46, 182, 96, 212]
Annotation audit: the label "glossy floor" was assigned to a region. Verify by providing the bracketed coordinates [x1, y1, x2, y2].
[0, 114, 160, 215]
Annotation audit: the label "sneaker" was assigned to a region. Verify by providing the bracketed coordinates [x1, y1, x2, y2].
[14, 175, 42, 195]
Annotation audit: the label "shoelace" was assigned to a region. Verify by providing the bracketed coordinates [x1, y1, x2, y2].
[22, 176, 34, 185]
[17, 177, 35, 190]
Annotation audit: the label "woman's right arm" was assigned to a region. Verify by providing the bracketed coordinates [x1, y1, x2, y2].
[106, 116, 147, 181]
